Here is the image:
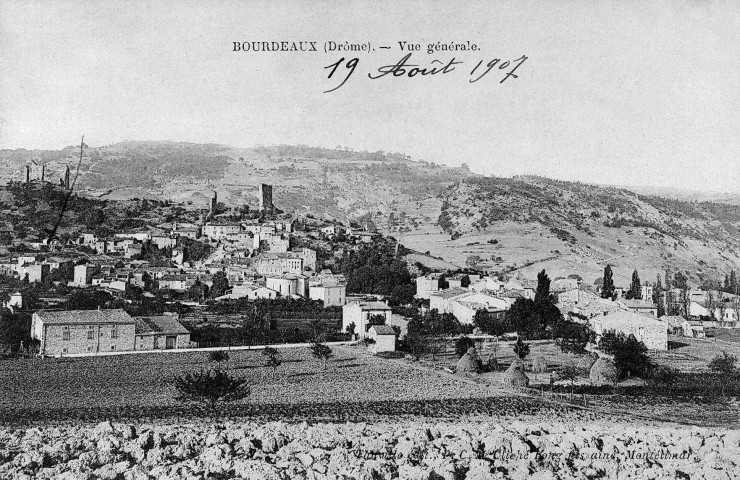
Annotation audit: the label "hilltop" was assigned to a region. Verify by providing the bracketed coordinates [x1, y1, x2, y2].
[2, 142, 739, 285]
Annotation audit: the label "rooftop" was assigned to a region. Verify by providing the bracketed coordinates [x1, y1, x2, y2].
[134, 316, 190, 335]
[35, 309, 135, 325]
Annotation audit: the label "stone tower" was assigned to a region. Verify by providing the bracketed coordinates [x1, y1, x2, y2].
[25, 165, 30, 185]
[259, 184, 274, 211]
[64, 165, 70, 189]
[40, 164, 45, 183]
[210, 191, 217, 214]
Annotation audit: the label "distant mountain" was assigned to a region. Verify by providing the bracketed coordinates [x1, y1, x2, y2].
[2, 142, 739, 285]
[616, 185, 740, 205]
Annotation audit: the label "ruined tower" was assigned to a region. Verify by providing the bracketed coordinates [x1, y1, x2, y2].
[25, 165, 30, 185]
[259, 184, 274, 212]
[64, 165, 70, 189]
[40, 164, 45, 184]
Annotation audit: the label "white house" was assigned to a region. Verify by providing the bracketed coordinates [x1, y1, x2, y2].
[368, 324, 396, 354]
[416, 273, 443, 299]
[342, 300, 392, 339]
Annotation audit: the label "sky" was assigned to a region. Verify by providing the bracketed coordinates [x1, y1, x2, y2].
[1, 0, 738, 192]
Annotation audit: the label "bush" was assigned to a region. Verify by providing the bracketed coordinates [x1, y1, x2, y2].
[513, 338, 530, 359]
[173, 368, 250, 418]
[209, 350, 230, 364]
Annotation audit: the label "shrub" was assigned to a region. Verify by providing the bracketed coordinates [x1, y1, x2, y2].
[708, 351, 738, 397]
[173, 368, 250, 419]
[209, 350, 230, 364]
[262, 347, 282, 379]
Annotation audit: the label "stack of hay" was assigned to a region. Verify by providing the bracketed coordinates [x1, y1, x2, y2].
[503, 358, 530, 387]
[590, 356, 618, 386]
[456, 347, 480, 374]
[577, 352, 599, 375]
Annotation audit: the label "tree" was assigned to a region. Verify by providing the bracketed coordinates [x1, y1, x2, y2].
[601, 265, 615, 299]
[465, 255, 482, 270]
[611, 333, 650, 379]
[262, 347, 282, 379]
[534, 269, 551, 304]
[553, 321, 594, 354]
[513, 337, 530, 360]
[558, 361, 579, 399]
[309, 342, 333, 369]
[173, 368, 250, 419]
[708, 351, 738, 397]
[210, 271, 229, 299]
[625, 270, 642, 300]
[345, 322, 356, 336]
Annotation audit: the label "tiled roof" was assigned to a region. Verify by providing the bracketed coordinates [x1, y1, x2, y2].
[134, 316, 189, 335]
[36, 309, 135, 325]
[369, 324, 396, 335]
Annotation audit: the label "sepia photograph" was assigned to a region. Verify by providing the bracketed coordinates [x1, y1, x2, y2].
[0, 0, 739, 478]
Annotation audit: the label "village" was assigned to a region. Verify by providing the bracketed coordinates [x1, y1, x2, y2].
[2, 169, 739, 377]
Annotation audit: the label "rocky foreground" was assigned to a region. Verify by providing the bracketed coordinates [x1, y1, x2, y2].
[1, 419, 738, 480]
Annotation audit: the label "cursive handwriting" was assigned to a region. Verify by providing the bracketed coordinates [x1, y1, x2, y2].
[323, 53, 528, 92]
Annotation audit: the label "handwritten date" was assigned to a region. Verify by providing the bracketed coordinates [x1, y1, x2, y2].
[324, 53, 527, 93]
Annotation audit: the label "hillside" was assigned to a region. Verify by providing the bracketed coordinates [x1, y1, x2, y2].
[431, 176, 740, 286]
[2, 142, 740, 285]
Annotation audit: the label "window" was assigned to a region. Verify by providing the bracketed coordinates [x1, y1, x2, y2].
[62, 326, 70, 341]
[110, 345, 116, 351]
[638, 327, 645, 342]
[86, 346, 93, 352]
[62, 347, 68, 354]
[87, 326, 94, 340]
[111, 326, 118, 339]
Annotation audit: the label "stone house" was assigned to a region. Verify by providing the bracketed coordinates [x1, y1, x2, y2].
[134, 315, 191, 350]
[591, 310, 668, 350]
[31, 309, 136, 356]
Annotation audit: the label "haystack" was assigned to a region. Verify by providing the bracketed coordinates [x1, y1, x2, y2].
[531, 355, 548, 374]
[590, 357, 618, 386]
[503, 359, 530, 387]
[577, 352, 599, 374]
[456, 347, 480, 374]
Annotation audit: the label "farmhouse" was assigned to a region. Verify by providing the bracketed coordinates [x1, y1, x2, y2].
[31, 309, 136, 356]
[134, 315, 191, 350]
[591, 310, 668, 351]
[342, 300, 392, 339]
